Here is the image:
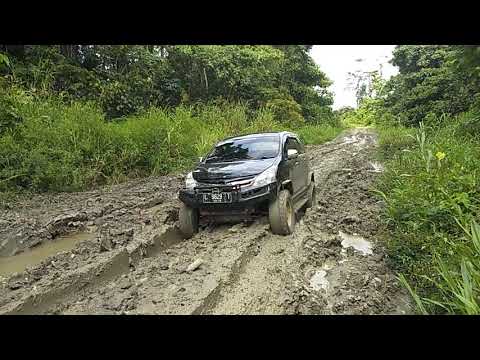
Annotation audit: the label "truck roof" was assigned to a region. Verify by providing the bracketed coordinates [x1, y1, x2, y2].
[222, 131, 298, 142]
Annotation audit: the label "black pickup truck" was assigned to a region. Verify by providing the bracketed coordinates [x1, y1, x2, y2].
[178, 131, 316, 238]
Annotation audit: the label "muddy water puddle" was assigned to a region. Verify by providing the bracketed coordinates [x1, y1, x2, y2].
[309, 270, 329, 292]
[338, 231, 373, 256]
[0, 232, 95, 277]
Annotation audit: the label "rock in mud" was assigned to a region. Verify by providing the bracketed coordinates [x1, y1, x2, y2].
[8, 281, 23, 290]
[341, 215, 361, 224]
[99, 236, 113, 252]
[119, 278, 133, 290]
[158, 258, 169, 271]
[186, 259, 204, 272]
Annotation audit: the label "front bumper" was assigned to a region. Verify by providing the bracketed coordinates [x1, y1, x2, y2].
[179, 182, 276, 210]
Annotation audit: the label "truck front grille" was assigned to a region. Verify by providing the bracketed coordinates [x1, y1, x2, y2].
[195, 175, 255, 186]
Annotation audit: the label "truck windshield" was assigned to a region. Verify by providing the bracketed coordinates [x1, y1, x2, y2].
[205, 136, 280, 163]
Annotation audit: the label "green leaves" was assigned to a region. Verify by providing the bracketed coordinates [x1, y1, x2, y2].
[385, 45, 480, 126]
[367, 46, 480, 314]
[1, 45, 335, 125]
[377, 109, 480, 314]
[398, 274, 429, 315]
[0, 53, 10, 69]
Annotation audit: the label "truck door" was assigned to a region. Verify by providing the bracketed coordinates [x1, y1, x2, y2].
[295, 137, 309, 191]
[285, 137, 304, 194]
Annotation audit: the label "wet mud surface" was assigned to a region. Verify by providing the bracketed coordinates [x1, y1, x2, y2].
[0, 129, 411, 315]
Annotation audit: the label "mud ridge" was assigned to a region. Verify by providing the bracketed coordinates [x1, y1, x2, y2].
[0, 223, 184, 315]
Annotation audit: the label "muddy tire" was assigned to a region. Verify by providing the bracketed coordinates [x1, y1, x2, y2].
[306, 181, 316, 208]
[269, 189, 296, 235]
[178, 203, 199, 239]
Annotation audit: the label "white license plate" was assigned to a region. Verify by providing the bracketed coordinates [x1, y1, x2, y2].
[211, 193, 222, 201]
[202, 192, 232, 203]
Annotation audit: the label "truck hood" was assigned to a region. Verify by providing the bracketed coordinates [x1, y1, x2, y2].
[193, 158, 276, 182]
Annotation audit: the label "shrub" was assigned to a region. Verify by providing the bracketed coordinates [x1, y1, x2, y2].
[376, 112, 480, 313]
[376, 125, 415, 161]
[297, 125, 343, 145]
[266, 96, 304, 127]
[0, 94, 342, 193]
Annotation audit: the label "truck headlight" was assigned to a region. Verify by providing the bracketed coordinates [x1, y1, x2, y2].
[252, 166, 277, 188]
[185, 172, 197, 190]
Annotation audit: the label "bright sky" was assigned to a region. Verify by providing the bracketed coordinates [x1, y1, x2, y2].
[311, 45, 398, 110]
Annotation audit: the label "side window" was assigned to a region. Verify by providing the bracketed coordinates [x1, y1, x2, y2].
[285, 138, 295, 157]
[284, 137, 305, 159]
[296, 137, 305, 154]
[286, 137, 301, 153]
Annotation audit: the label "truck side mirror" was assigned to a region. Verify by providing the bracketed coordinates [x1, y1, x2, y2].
[287, 149, 298, 160]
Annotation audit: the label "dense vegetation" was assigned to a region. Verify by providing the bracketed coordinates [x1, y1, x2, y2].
[4, 44, 478, 313]
[0, 45, 341, 193]
[347, 45, 480, 314]
[0, 45, 334, 122]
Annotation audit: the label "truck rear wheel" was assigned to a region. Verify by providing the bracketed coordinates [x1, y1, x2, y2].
[269, 189, 295, 235]
[306, 181, 316, 208]
[178, 203, 199, 239]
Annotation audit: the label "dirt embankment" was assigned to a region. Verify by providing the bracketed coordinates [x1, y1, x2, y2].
[0, 129, 411, 315]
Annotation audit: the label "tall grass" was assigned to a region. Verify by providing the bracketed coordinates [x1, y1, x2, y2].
[376, 110, 480, 314]
[375, 125, 416, 161]
[399, 221, 480, 315]
[296, 124, 344, 145]
[0, 97, 342, 193]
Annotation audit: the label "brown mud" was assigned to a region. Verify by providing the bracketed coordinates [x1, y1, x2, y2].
[0, 129, 411, 315]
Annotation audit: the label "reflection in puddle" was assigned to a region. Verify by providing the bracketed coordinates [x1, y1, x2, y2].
[309, 270, 329, 292]
[338, 231, 373, 256]
[0, 232, 95, 277]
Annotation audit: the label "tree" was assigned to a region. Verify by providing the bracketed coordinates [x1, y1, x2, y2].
[346, 69, 383, 107]
[273, 45, 333, 122]
[0, 45, 335, 122]
[167, 45, 283, 106]
[383, 45, 480, 125]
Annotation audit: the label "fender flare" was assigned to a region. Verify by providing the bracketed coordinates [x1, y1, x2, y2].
[280, 179, 293, 194]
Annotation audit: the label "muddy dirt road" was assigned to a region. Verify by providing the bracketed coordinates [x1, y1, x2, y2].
[0, 129, 411, 315]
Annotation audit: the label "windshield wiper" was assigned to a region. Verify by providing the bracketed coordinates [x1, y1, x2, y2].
[219, 155, 254, 162]
[222, 158, 249, 162]
[206, 154, 259, 162]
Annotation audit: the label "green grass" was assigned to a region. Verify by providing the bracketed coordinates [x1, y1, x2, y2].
[375, 111, 480, 314]
[296, 124, 343, 145]
[0, 95, 340, 193]
[375, 125, 416, 161]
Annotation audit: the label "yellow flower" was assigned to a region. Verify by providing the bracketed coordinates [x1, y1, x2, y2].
[436, 151, 446, 161]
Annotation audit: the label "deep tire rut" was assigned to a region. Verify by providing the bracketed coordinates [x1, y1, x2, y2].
[191, 238, 264, 315]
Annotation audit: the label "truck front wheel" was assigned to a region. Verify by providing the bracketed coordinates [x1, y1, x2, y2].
[269, 189, 296, 235]
[178, 203, 199, 239]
